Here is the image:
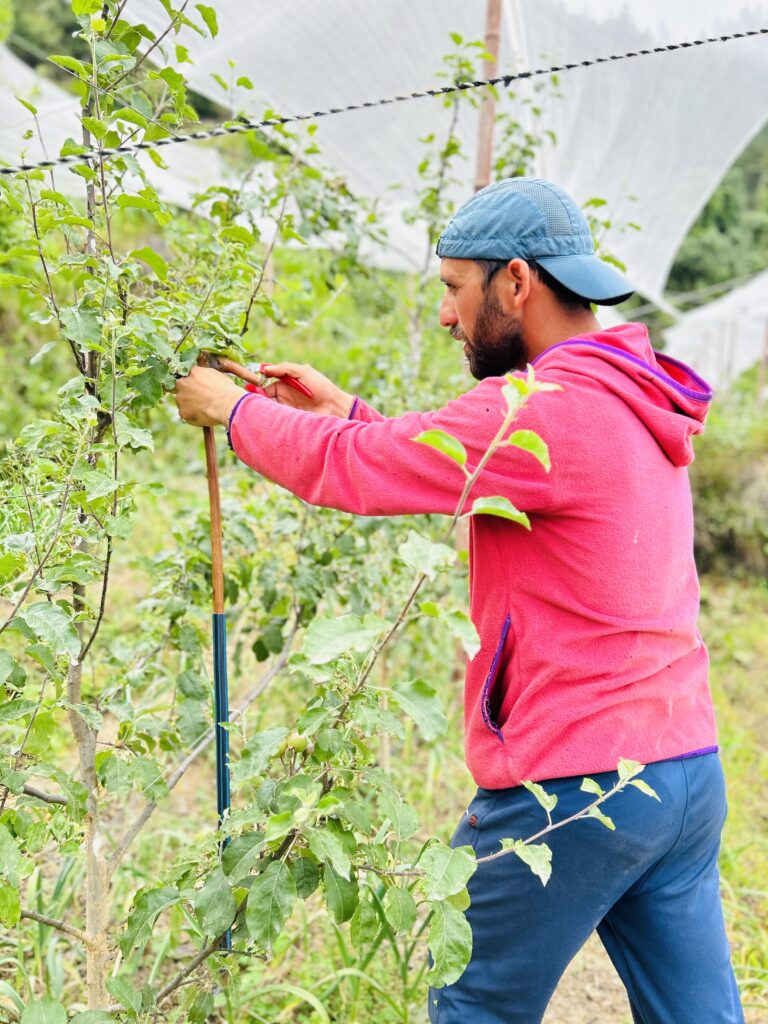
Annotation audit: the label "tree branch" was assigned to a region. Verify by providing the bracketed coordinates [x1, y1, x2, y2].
[20, 908, 91, 946]
[22, 784, 67, 806]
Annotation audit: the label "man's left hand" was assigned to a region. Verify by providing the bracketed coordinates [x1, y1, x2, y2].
[174, 366, 244, 427]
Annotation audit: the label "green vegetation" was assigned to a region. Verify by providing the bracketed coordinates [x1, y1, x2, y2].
[0, 2, 766, 1022]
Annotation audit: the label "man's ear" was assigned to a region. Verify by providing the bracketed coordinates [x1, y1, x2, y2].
[497, 258, 532, 312]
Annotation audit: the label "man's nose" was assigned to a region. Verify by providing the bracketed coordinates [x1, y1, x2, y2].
[439, 293, 457, 328]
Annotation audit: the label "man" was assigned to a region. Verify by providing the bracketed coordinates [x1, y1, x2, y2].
[175, 178, 743, 1023]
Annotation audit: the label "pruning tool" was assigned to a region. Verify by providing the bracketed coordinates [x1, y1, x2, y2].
[196, 353, 313, 952]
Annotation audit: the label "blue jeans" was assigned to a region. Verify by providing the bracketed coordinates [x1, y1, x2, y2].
[428, 753, 743, 1023]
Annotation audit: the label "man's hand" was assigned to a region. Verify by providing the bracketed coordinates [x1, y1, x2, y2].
[260, 362, 355, 417]
[174, 366, 244, 427]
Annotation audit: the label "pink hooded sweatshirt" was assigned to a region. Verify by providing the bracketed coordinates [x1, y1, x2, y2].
[228, 323, 718, 788]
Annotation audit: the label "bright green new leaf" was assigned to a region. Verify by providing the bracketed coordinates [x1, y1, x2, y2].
[427, 900, 473, 988]
[301, 614, 386, 665]
[194, 867, 237, 937]
[398, 530, 456, 580]
[522, 780, 558, 815]
[196, 3, 218, 36]
[383, 886, 417, 934]
[587, 806, 616, 830]
[617, 757, 645, 781]
[420, 842, 476, 900]
[0, 551, 25, 584]
[0, 274, 32, 289]
[322, 864, 358, 923]
[20, 997, 67, 1024]
[580, 777, 605, 797]
[119, 885, 180, 955]
[246, 861, 296, 948]
[468, 496, 531, 530]
[391, 678, 448, 741]
[72, 0, 102, 13]
[49, 55, 88, 79]
[0, 882, 20, 928]
[18, 602, 79, 658]
[130, 247, 168, 280]
[629, 778, 661, 801]
[442, 609, 481, 659]
[220, 225, 255, 246]
[501, 839, 552, 885]
[411, 428, 467, 468]
[505, 429, 551, 471]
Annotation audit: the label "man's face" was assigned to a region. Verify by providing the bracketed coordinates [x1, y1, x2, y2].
[439, 258, 527, 379]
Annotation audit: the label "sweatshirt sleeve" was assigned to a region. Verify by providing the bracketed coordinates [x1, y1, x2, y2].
[227, 378, 561, 517]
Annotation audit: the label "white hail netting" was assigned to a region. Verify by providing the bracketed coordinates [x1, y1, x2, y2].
[1, 1, 768, 384]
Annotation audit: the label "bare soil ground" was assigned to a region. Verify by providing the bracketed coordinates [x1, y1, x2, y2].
[543, 935, 632, 1024]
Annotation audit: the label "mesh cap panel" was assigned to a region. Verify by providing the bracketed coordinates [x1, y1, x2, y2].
[493, 179, 575, 236]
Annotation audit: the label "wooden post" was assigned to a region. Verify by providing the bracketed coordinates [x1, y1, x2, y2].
[474, 0, 503, 192]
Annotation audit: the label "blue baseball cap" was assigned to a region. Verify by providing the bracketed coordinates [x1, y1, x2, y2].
[436, 177, 634, 305]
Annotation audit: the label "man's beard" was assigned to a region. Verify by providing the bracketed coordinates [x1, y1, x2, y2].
[453, 290, 527, 380]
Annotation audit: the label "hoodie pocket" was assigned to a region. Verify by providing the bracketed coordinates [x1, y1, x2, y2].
[481, 614, 512, 741]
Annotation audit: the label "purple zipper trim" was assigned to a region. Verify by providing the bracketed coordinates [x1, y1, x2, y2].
[531, 339, 713, 403]
[226, 393, 255, 452]
[668, 745, 719, 761]
[481, 614, 511, 742]
[348, 396, 360, 420]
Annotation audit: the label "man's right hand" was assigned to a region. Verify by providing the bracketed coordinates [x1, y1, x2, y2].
[259, 361, 356, 417]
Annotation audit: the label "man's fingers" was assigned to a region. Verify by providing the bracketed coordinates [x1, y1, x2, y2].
[259, 361, 306, 379]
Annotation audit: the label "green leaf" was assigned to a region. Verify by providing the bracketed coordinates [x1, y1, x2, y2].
[246, 861, 296, 948]
[220, 225, 255, 246]
[322, 864, 358, 923]
[98, 753, 132, 796]
[378, 790, 418, 840]
[398, 530, 455, 580]
[587, 806, 615, 830]
[383, 886, 417, 934]
[60, 306, 101, 349]
[350, 897, 379, 946]
[391, 678, 447, 741]
[307, 827, 352, 881]
[289, 851, 321, 899]
[522, 780, 558, 815]
[442, 609, 481, 660]
[233, 727, 288, 785]
[505, 429, 551, 471]
[411, 429, 467, 467]
[301, 614, 385, 665]
[222, 833, 265, 881]
[0, 882, 21, 928]
[113, 107, 148, 129]
[69, 703, 104, 731]
[105, 975, 140, 1015]
[617, 758, 645, 782]
[468, 496, 530, 530]
[427, 900, 473, 988]
[629, 778, 661, 801]
[72, 0, 102, 13]
[130, 246, 168, 280]
[196, 3, 218, 36]
[194, 867, 237, 937]
[0, 651, 25, 688]
[119, 886, 180, 955]
[419, 842, 476, 900]
[18, 602, 79, 658]
[0, 273, 31, 288]
[20, 997, 67, 1024]
[129, 757, 168, 802]
[501, 839, 552, 885]
[0, 826, 22, 881]
[580, 777, 605, 797]
[0, 700, 38, 727]
[49, 55, 88, 79]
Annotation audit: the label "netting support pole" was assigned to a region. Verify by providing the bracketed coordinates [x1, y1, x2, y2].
[474, 0, 503, 192]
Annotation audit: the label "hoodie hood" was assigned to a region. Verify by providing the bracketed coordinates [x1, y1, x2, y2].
[531, 323, 713, 467]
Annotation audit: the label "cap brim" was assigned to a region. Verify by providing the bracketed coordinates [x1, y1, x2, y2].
[534, 254, 634, 305]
